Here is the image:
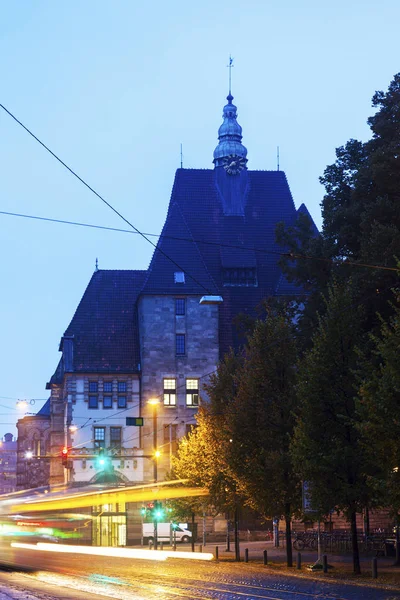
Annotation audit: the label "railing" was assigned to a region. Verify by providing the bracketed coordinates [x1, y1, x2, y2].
[292, 531, 392, 554]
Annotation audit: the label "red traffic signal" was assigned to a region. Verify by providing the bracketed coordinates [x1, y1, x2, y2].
[61, 446, 69, 466]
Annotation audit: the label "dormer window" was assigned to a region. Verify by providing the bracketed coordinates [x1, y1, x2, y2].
[223, 267, 258, 287]
[174, 271, 185, 284]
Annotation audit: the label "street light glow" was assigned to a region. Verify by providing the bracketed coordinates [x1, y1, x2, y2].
[148, 398, 159, 405]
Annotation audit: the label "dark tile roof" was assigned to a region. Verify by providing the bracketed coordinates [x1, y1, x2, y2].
[36, 398, 51, 417]
[48, 270, 146, 383]
[142, 168, 317, 355]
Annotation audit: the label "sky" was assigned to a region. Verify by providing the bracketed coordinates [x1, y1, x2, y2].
[1, 0, 399, 439]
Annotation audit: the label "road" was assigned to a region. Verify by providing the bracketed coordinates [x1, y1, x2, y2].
[0, 546, 399, 600]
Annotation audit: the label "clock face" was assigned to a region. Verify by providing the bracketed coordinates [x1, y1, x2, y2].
[223, 154, 247, 175]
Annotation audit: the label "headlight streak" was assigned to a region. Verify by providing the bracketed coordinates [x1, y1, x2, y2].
[11, 542, 214, 561]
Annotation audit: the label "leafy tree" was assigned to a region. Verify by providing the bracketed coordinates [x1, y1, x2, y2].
[222, 303, 301, 567]
[292, 281, 374, 574]
[277, 73, 400, 339]
[358, 290, 400, 564]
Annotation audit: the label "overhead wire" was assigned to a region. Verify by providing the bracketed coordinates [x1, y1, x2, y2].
[0, 103, 211, 294]
[0, 209, 399, 273]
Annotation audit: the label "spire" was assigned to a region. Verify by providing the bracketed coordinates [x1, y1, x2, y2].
[213, 59, 248, 168]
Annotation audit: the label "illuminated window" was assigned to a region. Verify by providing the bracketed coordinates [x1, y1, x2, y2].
[118, 381, 127, 393]
[89, 382, 98, 392]
[103, 395, 112, 409]
[186, 379, 199, 406]
[94, 427, 105, 448]
[175, 298, 186, 316]
[163, 379, 176, 406]
[176, 334, 185, 355]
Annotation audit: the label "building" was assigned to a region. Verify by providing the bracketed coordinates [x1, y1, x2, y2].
[0, 433, 17, 494]
[18, 88, 316, 544]
[16, 400, 50, 490]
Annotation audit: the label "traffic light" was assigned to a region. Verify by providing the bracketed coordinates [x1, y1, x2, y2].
[152, 501, 164, 522]
[96, 447, 112, 470]
[140, 506, 147, 517]
[61, 447, 69, 467]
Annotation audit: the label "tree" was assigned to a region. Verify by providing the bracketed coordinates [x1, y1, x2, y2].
[359, 290, 400, 565]
[221, 303, 301, 567]
[277, 73, 400, 340]
[292, 281, 374, 574]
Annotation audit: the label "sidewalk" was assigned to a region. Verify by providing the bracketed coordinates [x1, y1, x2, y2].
[209, 540, 400, 585]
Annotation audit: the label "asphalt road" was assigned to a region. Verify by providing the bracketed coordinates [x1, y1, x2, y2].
[0, 547, 400, 600]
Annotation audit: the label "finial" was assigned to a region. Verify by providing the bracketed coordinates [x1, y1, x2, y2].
[277, 146, 280, 171]
[180, 143, 183, 168]
[227, 55, 234, 95]
[95, 257, 98, 271]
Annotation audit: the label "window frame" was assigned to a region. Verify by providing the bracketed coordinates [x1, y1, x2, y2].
[163, 378, 177, 406]
[103, 381, 113, 393]
[176, 333, 186, 356]
[88, 395, 99, 409]
[110, 427, 122, 449]
[186, 378, 199, 407]
[117, 395, 127, 409]
[103, 395, 113, 409]
[93, 427, 106, 449]
[175, 298, 186, 316]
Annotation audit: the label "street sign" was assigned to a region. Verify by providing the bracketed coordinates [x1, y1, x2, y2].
[126, 417, 144, 426]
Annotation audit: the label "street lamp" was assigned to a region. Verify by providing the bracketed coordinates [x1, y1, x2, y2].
[148, 399, 160, 483]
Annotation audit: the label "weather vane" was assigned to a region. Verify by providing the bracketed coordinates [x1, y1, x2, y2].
[227, 55, 234, 95]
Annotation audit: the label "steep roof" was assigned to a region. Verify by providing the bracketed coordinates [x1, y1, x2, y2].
[141, 168, 316, 354]
[49, 270, 146, 383]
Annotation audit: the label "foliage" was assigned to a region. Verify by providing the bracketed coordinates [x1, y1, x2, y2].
[358, 290, 400, 519]
[223, 303, 301, 566]
[292, 281, 374, 573]
[276, 73, 400, 340]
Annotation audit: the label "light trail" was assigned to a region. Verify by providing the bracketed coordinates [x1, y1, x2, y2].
[11, 542, 214, 562]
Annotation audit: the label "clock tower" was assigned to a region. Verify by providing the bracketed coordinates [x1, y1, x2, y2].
[213, 92, 249, 216]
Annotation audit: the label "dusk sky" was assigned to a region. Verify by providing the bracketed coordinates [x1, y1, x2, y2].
[1, 0, 399, 438]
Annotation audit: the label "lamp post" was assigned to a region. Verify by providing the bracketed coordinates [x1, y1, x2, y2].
[148, 398, 160, 549]
[148, 398, 160, 483]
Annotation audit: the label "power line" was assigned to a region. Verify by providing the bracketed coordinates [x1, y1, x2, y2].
[1, 208, 399, 274]
[0, 103, 211, 294]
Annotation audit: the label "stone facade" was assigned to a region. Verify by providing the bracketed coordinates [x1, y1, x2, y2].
[16, 411, 50, 490]
[0, 433, 17, 494]
[138, 295, 219, 481]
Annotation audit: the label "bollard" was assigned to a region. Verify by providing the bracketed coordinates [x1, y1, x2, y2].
[173, 542, 176, 551]
[372, 557, 378, 579]
[244, 548, 249, 563]
[199, 544, 202, 553]
[149, 540, 153, 550]
[215, 546, 219, 560]
[263, 549, 268, 565]
[160, 542, 163, 551]
[296, 552, 301, 570]
[323, 554, 328, 573]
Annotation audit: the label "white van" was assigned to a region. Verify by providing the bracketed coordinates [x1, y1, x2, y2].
[142, 522, 192, 543]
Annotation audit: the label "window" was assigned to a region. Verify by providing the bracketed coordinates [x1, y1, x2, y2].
[117, 395, 127, 408]
[103, 395, 113, 409]
[223, 267, 257, 287]
[163, 379, 176, 406]
[110, 427, 122, 449]
[186, 379, 199, 406]
[103, 381, 113, 393]
[174, 271, 185, 284]
[94, 427, 105, 448]
[176, 334, 186, 355]
[118, 381, 127, 393]
[175, 298, 186, 316]
[89, 395, 99, 409]
[88, 381, 98, 408]
[164, 424, 178, 454]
